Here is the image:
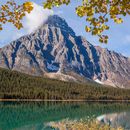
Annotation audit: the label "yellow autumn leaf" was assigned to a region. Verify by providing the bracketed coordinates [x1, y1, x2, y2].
[85, 26, 91, 32]
[23, 2, 33, 13]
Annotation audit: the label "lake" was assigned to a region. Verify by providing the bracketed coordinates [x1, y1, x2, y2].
[0, 101, 130, 130]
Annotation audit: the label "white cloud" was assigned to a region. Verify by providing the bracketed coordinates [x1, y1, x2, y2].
[0, 3, 53, 47]
[23, 3, 53, 33]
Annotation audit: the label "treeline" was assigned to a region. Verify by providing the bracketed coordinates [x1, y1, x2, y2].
[0, 67, 130, 100]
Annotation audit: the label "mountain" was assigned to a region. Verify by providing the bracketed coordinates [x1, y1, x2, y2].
[0, 15, 130, 88]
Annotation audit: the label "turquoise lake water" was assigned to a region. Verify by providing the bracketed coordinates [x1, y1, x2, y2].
[0, 102, 130, 130]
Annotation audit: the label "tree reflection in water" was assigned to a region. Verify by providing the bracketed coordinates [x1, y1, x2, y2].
[0, 102, 129, 130]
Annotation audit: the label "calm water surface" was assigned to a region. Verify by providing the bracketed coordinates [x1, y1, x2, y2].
[0, 102, 130, 130]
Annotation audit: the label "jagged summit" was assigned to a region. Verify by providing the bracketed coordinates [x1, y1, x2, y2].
[44, 15, 75, 36]
[0, 15, 130, 88]
[46, 15, 68, 27]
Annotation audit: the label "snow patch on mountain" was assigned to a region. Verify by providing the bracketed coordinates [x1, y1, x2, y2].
[95, 79, 104, 84]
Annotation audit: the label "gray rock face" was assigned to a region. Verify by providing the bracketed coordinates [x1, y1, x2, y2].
[0, 15, 130, 88]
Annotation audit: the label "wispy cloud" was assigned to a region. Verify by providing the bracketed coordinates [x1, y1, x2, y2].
[23, 3, 53, 33]
[0, 3, 53, 47]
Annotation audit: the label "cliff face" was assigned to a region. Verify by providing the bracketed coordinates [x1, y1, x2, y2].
[0, 15, 130, 88]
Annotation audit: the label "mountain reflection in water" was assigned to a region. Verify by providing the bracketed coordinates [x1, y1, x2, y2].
[0, 102, 129, 130]
[97, 112, 130, 130]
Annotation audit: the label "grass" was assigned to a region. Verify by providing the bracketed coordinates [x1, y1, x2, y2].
[48, 119, 124, 130]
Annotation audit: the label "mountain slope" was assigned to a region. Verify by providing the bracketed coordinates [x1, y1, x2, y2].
[0, 15, 130, 88]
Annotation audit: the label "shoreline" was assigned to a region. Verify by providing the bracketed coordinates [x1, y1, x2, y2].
[0, 99, 130, 102]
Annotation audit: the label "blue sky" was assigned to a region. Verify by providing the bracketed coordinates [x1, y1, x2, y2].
[0, 0, 130, 57]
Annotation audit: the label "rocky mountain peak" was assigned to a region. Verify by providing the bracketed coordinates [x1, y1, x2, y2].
[46, 15, 67, 26]
[44, 15, 75, 36]
[0, 15, 130, 88]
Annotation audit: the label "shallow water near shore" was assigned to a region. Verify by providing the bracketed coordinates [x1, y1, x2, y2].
[0, 101, 130, 130]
